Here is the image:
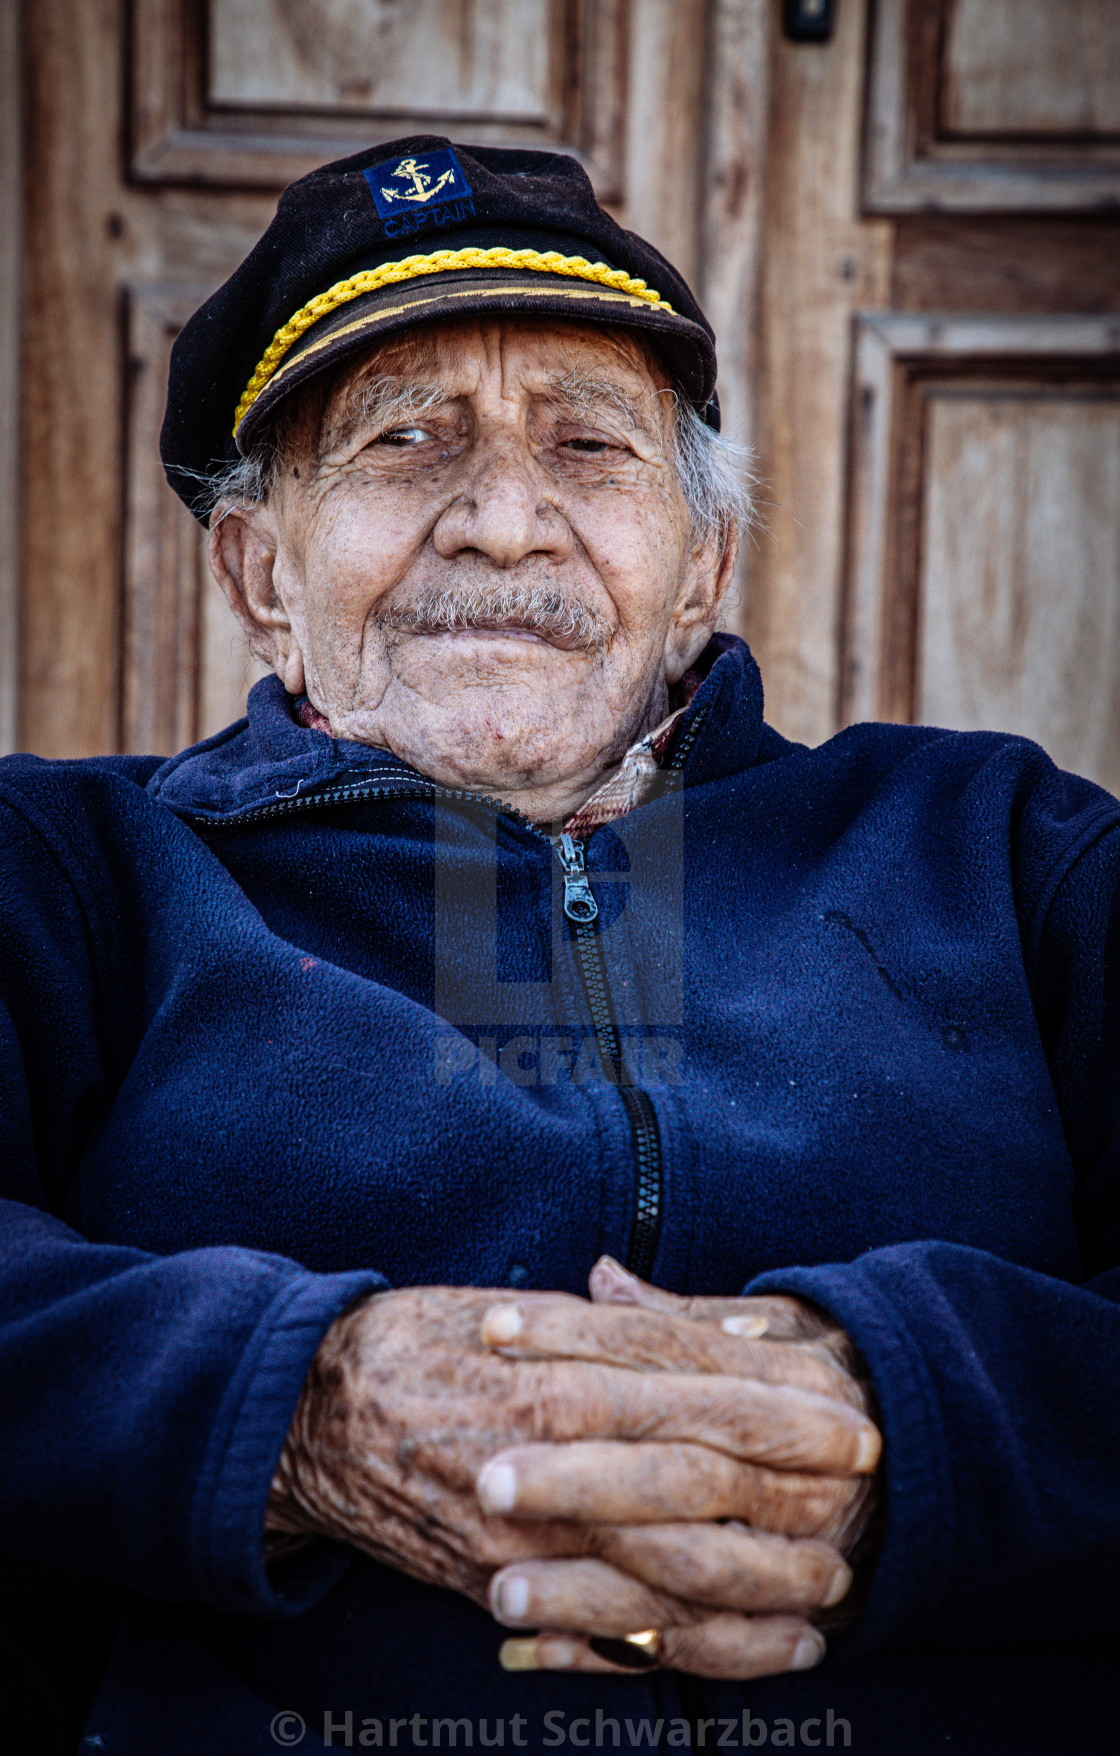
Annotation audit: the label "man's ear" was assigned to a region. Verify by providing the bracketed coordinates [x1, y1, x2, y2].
[208, 507, 306, 696]
[663, 526, 740, 684]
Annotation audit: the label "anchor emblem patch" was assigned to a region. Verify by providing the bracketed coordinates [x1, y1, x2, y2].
[364, 149, 473, 229]
[379, 157, 455, 207]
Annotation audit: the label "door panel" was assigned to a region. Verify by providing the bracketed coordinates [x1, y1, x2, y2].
[132, 0, 629, 199]
[750, 1, 1120, 783]
[840, 314, 1120, 791]
[918, 387, 1120, 791]
[864, 0, 1120, 211]
[943, 0, 1120, 136]
[208, 0, 556, 120]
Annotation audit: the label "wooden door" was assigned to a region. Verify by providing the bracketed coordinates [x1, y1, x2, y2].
[10, 0, 1120, 790]
[10, 0, 766, 761]
[748, 0, 1120, 792]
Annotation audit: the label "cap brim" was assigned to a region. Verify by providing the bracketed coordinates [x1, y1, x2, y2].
[234, 269, 716, 454]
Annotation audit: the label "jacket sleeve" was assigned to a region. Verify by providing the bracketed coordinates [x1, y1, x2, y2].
[747, 798, 1120, 1654]
[0, 782, 386, 1616]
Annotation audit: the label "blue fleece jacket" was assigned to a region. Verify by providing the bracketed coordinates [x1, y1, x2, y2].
[0, 638, 1117, 1755]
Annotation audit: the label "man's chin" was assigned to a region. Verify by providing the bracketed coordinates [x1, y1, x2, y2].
[373, 685, 612, 802]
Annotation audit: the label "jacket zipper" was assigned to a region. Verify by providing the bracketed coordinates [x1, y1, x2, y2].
[557, 833, 663, 1278]
[192, 702, 707, 1283]
[548, 702, 708, 1280]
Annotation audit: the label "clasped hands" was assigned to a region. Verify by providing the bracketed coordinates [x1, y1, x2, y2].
[268, 1256, 882, 1681]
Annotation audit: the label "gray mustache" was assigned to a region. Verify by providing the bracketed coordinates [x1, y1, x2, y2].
[375, 583, 612, 655]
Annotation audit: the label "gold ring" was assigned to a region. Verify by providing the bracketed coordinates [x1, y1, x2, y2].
[623, 1629, 663, 1659]
[588, 1628, 664, 1670]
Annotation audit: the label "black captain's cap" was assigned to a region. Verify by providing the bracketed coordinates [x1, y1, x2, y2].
[161, 136, 720, 522]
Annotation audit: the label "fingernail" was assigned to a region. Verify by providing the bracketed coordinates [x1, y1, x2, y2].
[482, 1303, 523, 1346]
[721, 1313, 770, 1338]
[595, 1254, 635, 1280]
[477, 1461, 518, 1513]
[499, 1637, 578, 1672]
[823, 1564, 852, 1609]
[499, 1638, 540, 1672]
[855, 1426, 882, 1473]
[791, 1631, 827, 1671]
[494, 1573, 531, 1623]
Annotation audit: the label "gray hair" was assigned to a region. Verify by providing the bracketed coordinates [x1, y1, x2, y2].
[206, 375, 754, 554]
[670, 396, 755, 554]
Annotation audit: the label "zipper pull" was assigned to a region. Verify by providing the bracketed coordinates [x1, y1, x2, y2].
[558, 833, 599, 924]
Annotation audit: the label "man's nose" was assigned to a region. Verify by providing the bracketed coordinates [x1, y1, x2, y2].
[432, 443, 573, 568]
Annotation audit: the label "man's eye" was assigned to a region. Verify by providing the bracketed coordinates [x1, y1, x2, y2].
[564, 438, 610, 454]
[377, 426, 433, 446]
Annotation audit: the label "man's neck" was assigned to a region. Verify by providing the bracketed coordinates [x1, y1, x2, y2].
[295, 672, 674, 830]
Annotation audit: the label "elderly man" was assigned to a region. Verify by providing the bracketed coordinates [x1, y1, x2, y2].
[0, 139, 1116, 1755]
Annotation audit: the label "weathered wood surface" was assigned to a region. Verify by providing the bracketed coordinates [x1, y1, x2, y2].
[23, 0, 131, 756]
[839, 314, 1120, 795]
[132, 0, 631, 195]
[0, 0, 21, 753]
[209, 0, 556, 120]
[124, 287, 266, 754]
[20, 0, 273, 755]
[892, 219, 1120, 316]
[864, 0, 1120, 212]
[746, 0, 891, 746]
[943, 0, 1120, 137]
[920, 388, 1120, 794]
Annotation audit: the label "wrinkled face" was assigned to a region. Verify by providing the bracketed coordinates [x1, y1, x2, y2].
[211, 316, 733, 821]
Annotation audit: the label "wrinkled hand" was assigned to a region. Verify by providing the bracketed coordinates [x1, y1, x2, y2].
[269, 1277, 880, 1682]
[269, 1286, 596, 1597]
[588, 1251, 880, 1557]
[476, 1258, 883, 1675]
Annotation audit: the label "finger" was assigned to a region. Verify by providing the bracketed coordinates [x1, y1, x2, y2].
[601, 1366, 879, 1471]
[478, 1441, 855, 1534]
[499, 1617, 826, 1680]
[499, 1632, 647, 1674]
[494, 1365, 879, 1473]
[589, 1258, 824, 1341]
[595, 1521, 852, 1613]
[482, 1298, 850, 1400]
[397, 1359, 877, 1499]
[588, 1256, 700, 1313]
[492, 1532, 848, 1627]
[664, 1615, 826, 1680]
[490, 1557, 700, 1636]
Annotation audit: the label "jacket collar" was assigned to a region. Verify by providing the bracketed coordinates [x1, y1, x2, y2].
[148, 634, 769, 823]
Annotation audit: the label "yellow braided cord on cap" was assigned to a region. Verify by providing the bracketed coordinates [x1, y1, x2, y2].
[232, 248, 673, 434]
